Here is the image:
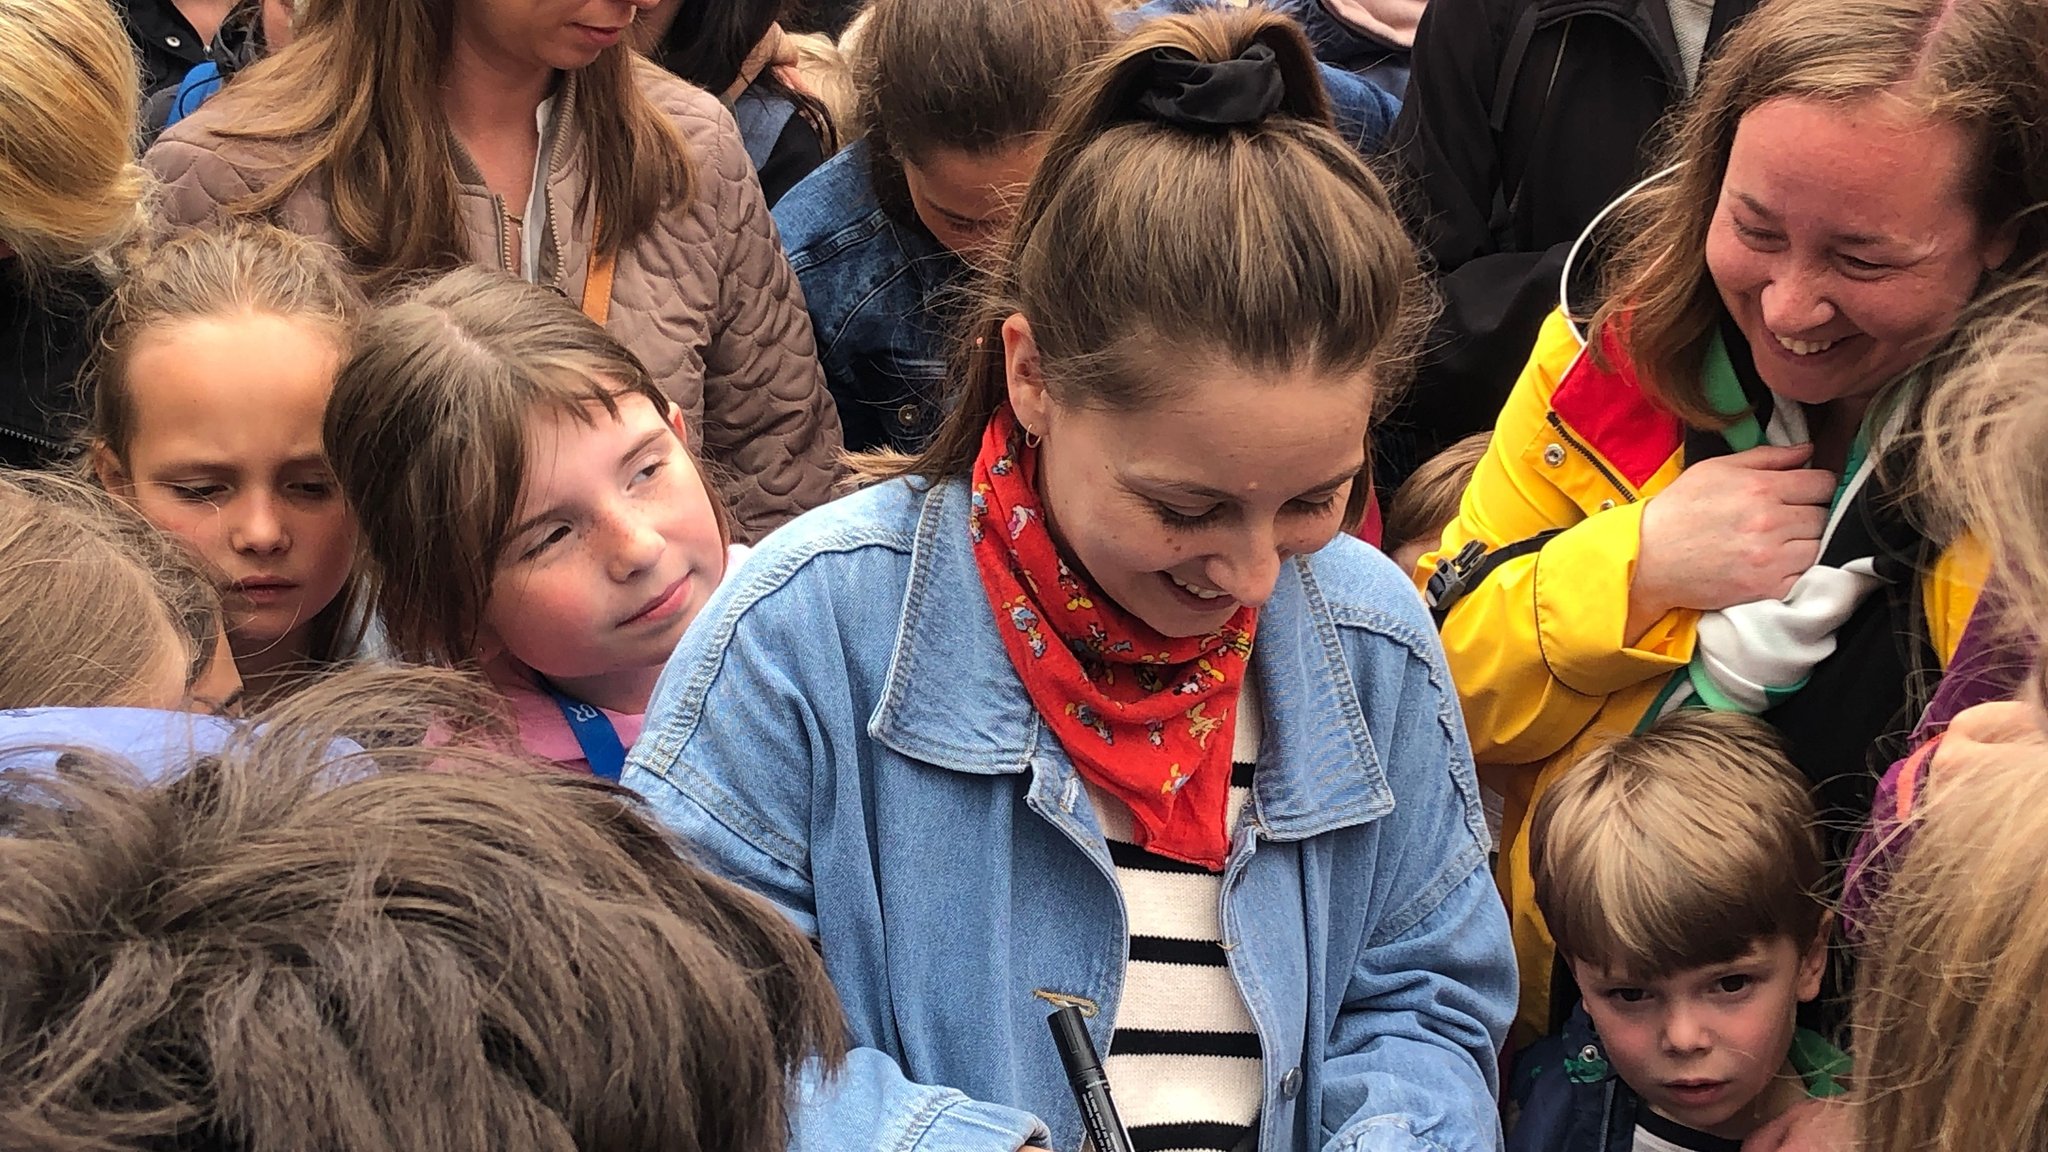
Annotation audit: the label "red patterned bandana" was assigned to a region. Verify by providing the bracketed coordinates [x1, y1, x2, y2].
[968, 405, 1256, 871]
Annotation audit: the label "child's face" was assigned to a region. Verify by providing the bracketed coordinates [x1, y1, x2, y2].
[100, 314, 357, 662]
[484, 394, 725, 706]
[1004, 318, 1371, 638]
[1572, 933, 1828, 1139]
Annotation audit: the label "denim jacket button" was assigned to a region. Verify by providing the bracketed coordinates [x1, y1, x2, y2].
[896, 403, 923, 427]
[1280, 1067, 1302, 1099]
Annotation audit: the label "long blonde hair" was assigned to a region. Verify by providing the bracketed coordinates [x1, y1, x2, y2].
[1591, 0, 2048, 427]
[0, 0, 149, 269]
[1850, 738, 2048, 1152]
[186, 0, 694, 295]
[859, 7, 1428, 531]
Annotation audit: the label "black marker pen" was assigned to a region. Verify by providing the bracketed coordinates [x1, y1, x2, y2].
[1048, 1004, 1135, 1152]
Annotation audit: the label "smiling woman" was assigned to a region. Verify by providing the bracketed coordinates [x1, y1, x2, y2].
[625, 9, 1515, 1152]
[1420, 0, 2048, 1041]
[143, 0, 844, 542]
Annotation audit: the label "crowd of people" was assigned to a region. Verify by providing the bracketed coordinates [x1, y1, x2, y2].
[0, 0, 2044, 1149]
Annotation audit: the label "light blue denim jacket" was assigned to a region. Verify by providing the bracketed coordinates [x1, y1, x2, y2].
[624, 477, 1515, 1152]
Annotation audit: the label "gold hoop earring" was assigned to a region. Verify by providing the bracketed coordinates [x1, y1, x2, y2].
[1024, 428, 1043, 449]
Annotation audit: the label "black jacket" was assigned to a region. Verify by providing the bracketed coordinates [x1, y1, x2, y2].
[0, 263, 106, 470]
[1375, 0, 1757, 487]
[116, 0, 207, 101]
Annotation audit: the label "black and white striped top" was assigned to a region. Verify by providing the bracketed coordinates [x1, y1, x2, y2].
[1086, 678, 1262, 1152]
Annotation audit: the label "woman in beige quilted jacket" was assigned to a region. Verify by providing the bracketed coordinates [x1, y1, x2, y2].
[145, 0, 844, 541]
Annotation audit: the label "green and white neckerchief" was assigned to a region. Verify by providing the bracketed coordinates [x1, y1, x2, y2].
[1644, 330, 1907, 725]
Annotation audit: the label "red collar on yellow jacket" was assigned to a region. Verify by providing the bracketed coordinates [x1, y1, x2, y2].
[1548, 325, 1684, 490]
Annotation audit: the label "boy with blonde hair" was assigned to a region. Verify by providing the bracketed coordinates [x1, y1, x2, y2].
[1508, 711, 1845, 1152]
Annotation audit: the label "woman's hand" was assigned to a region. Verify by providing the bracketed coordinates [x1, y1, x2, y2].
[1628, 443, 1836, 640]
[1929, 700, 2048, 783]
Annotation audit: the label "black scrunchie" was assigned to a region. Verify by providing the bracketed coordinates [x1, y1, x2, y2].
[1130, 42, 1286, 130]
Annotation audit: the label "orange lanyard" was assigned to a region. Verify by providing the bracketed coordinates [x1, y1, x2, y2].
[580, 210, 615, 327]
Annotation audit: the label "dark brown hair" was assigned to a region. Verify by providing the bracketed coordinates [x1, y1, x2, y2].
[854, 0, 1113, 217]
[326, 266, 734, 666]
[0, 665, 844, 1152]
[188, 0, 695, 296]
[1593, 0, 2048, 426]
[859, 8, 1429, 531]
[650, 0, 838, 154]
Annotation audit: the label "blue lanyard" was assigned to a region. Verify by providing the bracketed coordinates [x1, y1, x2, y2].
[538, 681, 627, 781]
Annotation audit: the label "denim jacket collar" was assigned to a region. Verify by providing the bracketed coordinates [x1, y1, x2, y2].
[869, 478, 1394, 840]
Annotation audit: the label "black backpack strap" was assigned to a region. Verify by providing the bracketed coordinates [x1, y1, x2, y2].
[1426, 530, 1564, 627]
[1489, 4, 1544, 133]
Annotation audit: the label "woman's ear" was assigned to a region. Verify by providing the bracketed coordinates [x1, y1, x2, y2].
[91, 442, 133, 496]
[665, 401, 690, 449]
[1002, 313, 1050, 435]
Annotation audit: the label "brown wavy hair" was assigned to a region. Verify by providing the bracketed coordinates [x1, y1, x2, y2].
[0, 663, 844, 1152]
[857, 7, 1429, 531]
[1592, 0, 2048, 427]
[190, 0, 694, 295]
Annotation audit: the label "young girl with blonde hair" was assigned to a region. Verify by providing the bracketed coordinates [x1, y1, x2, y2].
[628, 9, 1513, 1151]
[325, 267, 740, 779]
[1711, 274, 2048, 1152]
[1845, 713, 2048, 1152]
[0, 0, 152, 467]
[90, 223, 368, 706]
[1835, 283, 2048, 1151]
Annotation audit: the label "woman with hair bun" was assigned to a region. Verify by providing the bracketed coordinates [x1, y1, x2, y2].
[627, 9, 1514, 1151]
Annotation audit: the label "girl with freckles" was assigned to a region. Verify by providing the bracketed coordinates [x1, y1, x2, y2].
[1420, 0, 2048, 1043]
[624, 10, 1516, 1152]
